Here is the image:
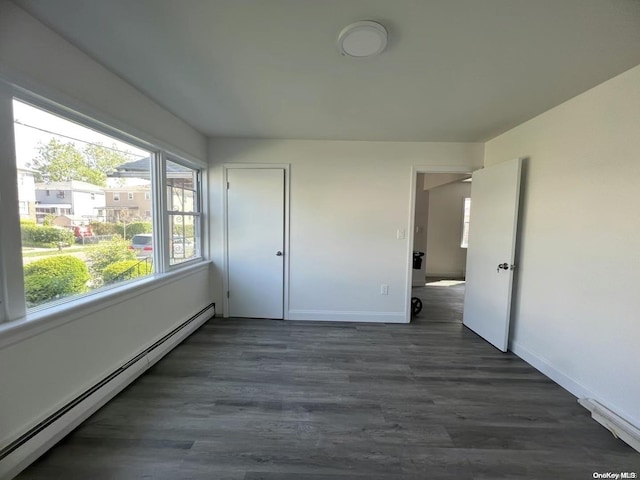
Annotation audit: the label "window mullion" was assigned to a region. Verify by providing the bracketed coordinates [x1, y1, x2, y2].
[196, 170, 202, 213]
[166, 211, 200, 216]
[152, 152, 168, 273]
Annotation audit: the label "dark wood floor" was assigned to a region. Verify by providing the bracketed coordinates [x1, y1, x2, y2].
[18, 283, 639, 479]
[412, 277, 466, 324]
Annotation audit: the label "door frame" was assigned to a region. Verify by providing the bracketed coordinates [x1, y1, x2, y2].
[222, 163, 291, 319]
[405, 165, 478, 324]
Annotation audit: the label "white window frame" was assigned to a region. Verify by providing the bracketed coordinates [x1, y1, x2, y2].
[113, 192, 120, 201]
[0, 81, 208, 327]
[461, 197, 471, 248]
[127, 192, 134, 200]
[164, 157, 203, 269]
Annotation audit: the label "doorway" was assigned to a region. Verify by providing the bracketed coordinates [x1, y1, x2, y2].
[408, 159, 524, 353]
[224, 166, 289, 319]
[409, 169, 471, 324]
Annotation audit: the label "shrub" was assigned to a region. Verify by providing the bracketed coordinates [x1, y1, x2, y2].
[172, 223, 194, 237]
[86, 236, 137, 281]
[24, 256, 89, 306]
[42, 214, 56, 226]
[89, 221, 118, 236]
[115, 221, 152, 240]
[21, 224, 74, 248]
[102, 259, 153, 284]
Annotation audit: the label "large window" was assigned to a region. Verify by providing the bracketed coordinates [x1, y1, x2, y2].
[166, 159, 201, 265]
[9, 98, 203, 314]
[13, 99, 154, 310]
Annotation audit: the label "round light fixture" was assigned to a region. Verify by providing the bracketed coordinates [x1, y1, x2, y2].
[338, 21, 388, 58]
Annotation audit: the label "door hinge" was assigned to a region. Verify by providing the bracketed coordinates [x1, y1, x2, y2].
[226, 291, 229, 298]
[227, 182, 230, 190]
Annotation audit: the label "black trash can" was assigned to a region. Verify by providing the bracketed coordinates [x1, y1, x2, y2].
[412, 251, 425, 269]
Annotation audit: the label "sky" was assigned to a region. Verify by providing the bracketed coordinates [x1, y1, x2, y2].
[12, 99, 151, 186]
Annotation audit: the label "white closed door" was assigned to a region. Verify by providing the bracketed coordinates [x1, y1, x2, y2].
[463, 157, 523, 352]
[227, 168, 285, 319]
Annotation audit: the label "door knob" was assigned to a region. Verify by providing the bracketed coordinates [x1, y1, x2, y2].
[497, 262, 509, 272]
[276, 251, 283, 256]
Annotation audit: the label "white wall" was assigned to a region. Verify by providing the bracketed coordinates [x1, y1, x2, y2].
[484, 64, 640, 427]
[0, 3, 213, 460]
[72, 191, 105, 219]
[424, 181, 471, 277]
[0, 267, 211, 452]
[209, 139, 483, 322]
[0, 1, 207, 162]
[423, 173, 468, 191]
[17, 171, 36, 203]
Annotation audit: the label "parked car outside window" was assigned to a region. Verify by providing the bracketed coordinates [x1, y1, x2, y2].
[129, 234, 193, 258]
[129, 233, 153, 257]
[67, 225, 96, 244]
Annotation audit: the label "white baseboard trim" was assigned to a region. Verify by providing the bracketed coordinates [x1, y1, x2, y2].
[509, 340, 593, 399]
[287, 309, 408, 323]
[0, 357, 148, 480]
[0, 303, 214, 480]
[510, 340, 640, 450]
[579, 399, 640, 453]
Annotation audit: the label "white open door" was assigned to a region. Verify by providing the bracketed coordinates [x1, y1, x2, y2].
[463, 157, 522, 352]
[227, 168, 285, 319]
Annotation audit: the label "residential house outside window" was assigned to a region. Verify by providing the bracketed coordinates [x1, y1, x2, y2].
[18, 201, 29, 216]
[12, 99, 154, 311]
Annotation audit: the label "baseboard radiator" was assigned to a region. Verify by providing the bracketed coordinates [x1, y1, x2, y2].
[579, 398, 640, 453]
[0, 303, 215, 480]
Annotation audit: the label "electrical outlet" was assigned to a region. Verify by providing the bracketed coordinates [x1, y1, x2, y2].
[380, 284, 389, 295]
[397, 228, 406, 240]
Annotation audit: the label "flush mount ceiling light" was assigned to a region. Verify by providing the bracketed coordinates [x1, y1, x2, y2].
[338, 21, 388, 58]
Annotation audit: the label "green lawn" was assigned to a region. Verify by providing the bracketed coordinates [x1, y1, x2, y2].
[22, 245, 92, 258]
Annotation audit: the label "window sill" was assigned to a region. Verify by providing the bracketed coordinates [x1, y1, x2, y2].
[0, 260, 211, 350]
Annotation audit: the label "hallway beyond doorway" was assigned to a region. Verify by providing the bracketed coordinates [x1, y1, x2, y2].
[412, 276, 465, 323]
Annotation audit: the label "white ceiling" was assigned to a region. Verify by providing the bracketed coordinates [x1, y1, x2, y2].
[13, 0, 640, 142]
